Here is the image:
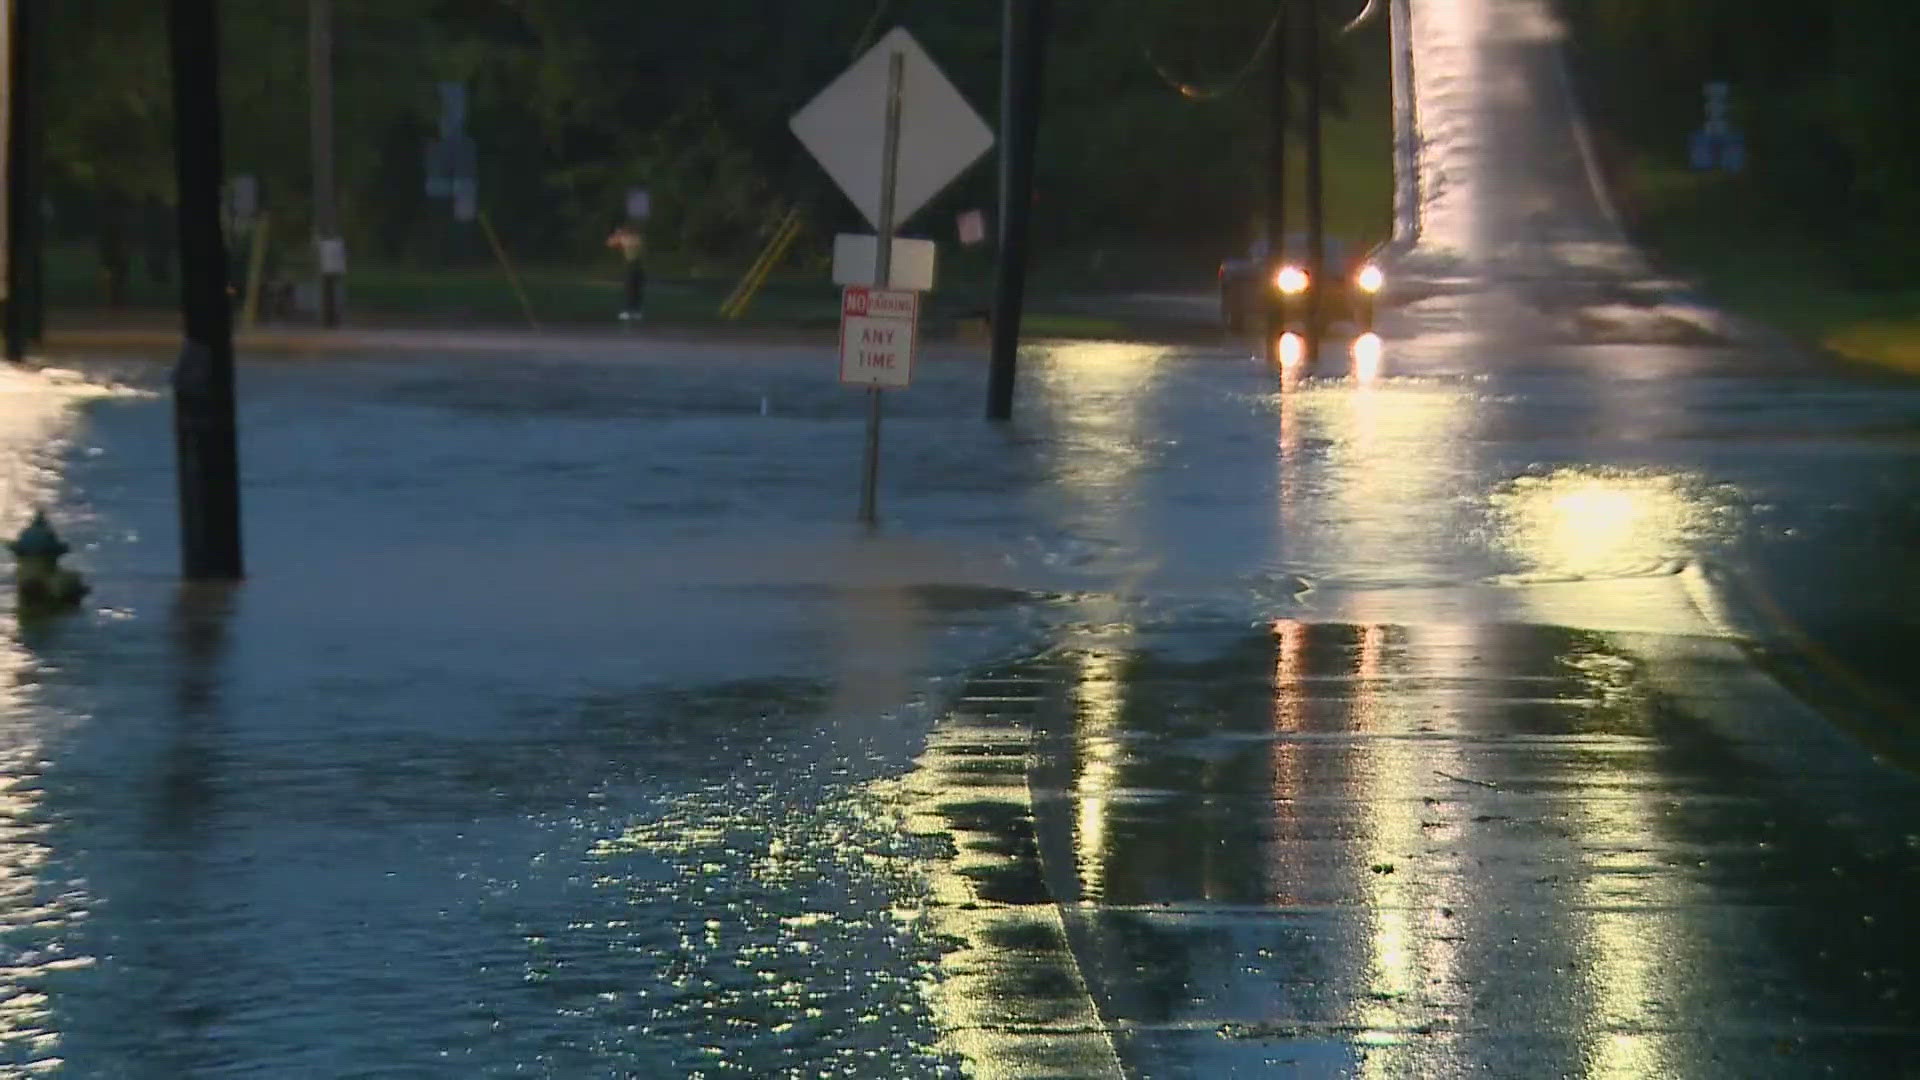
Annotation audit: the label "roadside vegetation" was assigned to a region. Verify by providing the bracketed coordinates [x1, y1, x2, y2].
[43, 0, 1390, 332]
[1561, 0, 1920, 375]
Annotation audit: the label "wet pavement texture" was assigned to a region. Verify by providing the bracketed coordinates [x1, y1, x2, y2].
[0, 0, 1917, 1075]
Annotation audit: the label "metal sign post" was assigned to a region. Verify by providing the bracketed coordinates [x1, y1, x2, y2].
[792, 27, 991, 525]
[858, 51, 904, 527]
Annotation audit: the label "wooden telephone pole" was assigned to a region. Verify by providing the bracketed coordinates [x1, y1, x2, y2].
[168, 0, 245, 579]
[1265, 0, 1291, 363]
[986, 0, 1053, 422]
[1303, 0, 1326, 350]
[5, 0, 46, 364]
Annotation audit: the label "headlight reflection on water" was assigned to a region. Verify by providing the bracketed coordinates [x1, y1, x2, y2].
[1277, 333, 1306, 369]
[1037, 342, 1169, 496]
[1351, 333, 1384, 384]
[1492, 469, 1735, 581]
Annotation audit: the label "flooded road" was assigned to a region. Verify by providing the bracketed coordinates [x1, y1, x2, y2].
[0, 0, 1915, 1075]
[4, 306, 1914, 1078]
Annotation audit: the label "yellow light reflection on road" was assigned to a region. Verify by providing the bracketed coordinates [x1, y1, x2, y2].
[1037, 342, 1168, 491]
[1267, 620, 1307, 906]
[893, 654, 1127, 1079]
[1494, 470, 1726, 580]
[1279, 344, 1470, 586]
[1042, 341, 1169, 388]
[1270, 619, 1306, 735]
[1572, 810, 1675, 1074]
[1351, 333, 1384, 384]
[1039, 341, 1166, 416]
[1311, 611, 1476, 1074]
[1277, 333, 1306, 370]
[1035, 343, 1169, 590]
[1541, 485, 1642, 568]
[1070, 634, 1131, 902]
[1351, 619, 1416, 1021]
[1558, 645, 1687, 1079]
[1353, 620, 1425, 1069]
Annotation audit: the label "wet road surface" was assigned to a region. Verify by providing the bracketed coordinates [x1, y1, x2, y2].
[0, 0, 1916, 1075]
[914, 623, 1920, 1077]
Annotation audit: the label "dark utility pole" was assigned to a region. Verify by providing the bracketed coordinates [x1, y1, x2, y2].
[1264, 0, 1290, 363]
[1303, 0, 1326, 349]
[986, 0, 1052, 422]
[309, 0, 341, 327]
[168, 0, 245, 579]
[5, 0, 45, 363]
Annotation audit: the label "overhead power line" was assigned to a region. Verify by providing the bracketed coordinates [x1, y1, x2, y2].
[1138, 1, 1284, 101]
[1138, 0, 1375, 102]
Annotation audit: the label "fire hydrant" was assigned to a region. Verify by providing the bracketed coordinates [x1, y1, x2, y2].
[10, 511, 88, 612]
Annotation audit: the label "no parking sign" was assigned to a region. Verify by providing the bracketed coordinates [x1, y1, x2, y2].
[839, 286, 918, 388]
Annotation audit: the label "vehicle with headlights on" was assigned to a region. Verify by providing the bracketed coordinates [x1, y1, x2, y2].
[1218, 236, 1387, 335]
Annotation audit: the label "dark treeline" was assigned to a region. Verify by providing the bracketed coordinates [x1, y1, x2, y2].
[1562, 0, 1920, 285]
[45, 0, 1377, 278]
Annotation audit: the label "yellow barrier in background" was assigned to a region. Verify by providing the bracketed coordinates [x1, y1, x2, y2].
[241, 212, 272, 330]
[720, 209, 804, 319]
[478, 211, 541, 330]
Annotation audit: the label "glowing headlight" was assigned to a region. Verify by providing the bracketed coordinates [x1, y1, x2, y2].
[1357, 264, 1385, 294]
[1274, 266, 1310, 295]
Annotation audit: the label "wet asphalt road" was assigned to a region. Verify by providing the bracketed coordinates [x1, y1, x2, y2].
[0, 0, 1917, 1076]
[910, 0, 1920, 1074]
[933, 0, 1920, 1074]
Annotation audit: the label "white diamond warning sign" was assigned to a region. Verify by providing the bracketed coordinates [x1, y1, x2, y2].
[790, 28, 994, 234]
[839, 286, 918, 389]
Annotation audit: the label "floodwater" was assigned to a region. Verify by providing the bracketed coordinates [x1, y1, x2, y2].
[0, 0, 1916, 1074]
[0, 308, 1914, 1076]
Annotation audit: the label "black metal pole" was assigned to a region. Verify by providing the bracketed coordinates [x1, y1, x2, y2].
[1304, 0, 1325, 353]
[168, 0, 245, 579]
[1264, 0, 1291, 363]
[5, 0, 43, 363]
[859, 51, 903, 528]
[986, 0, 1051, 422]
